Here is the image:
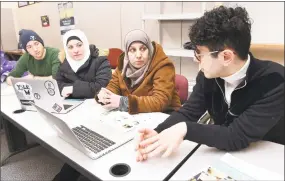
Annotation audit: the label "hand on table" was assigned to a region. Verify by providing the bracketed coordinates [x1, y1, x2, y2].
[135, 122, 187, 162]
[98, 88, 121, 110]
[24, 73, 34, 79]
[135, 128, 158, 162]
[6, 73, 34, 86]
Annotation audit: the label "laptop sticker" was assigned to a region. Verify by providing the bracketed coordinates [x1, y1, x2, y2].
[19, 99, 35, 106]
[44, 80, 56, 96]
[34, 93, 41, 100]
[47, 88, 55, 96]
[52, 103, 63, 113]
[14, 82, 34, 100]
[44, 81, 55, 90]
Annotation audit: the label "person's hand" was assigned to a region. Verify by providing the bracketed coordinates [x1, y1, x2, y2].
[138, 122, 187, 160]
[61, 86, 73, 97]
[101, 88, 121, 110]
[24, 73, 34, 79]
[98, 88, 121, 110]
[135, 128, 158, 162]
[97, 88, 107, 103]
[6, 74, 34, 86]
[6, 76, 13, 86]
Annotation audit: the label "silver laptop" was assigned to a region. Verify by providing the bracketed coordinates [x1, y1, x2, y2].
[32, 103, 133, 159]
[11, 78, 84, 114]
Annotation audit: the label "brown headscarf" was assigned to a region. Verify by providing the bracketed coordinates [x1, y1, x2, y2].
[121, 29, 154, 88]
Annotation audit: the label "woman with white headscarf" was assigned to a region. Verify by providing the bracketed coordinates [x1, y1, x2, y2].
[56, 29, 112, 98]
[96, 29, 181, 114]
[53, 29, 112, 181]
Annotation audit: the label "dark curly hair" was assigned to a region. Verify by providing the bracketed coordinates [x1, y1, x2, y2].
[189, 6, 252, 60]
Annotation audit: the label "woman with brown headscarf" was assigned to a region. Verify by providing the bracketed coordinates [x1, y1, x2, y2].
[96, 29, 181, 114]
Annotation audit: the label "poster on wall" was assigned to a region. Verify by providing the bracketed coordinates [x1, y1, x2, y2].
[58, 2, 75, 35]
[18, 2, 29, 8]
[18, 1, 36, 8]
[41, 15, 50, 27]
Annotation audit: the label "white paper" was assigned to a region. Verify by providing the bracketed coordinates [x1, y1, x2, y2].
[189, 153, 283, 181]
[220, 153, 283, 180]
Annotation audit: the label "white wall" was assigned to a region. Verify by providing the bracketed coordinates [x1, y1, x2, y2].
[1, 2, 283, 80]
[1, 2, 18, 8]
[1, 2, 18, 50]
[1, 8, 18, 50]
[229, 2, 284, 44]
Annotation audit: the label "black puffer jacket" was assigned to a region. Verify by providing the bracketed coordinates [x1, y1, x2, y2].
[56, 44, 112, 98]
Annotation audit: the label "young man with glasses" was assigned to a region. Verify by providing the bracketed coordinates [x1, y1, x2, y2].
[135, 5, 284, 161]
[6, 30, 61, 85]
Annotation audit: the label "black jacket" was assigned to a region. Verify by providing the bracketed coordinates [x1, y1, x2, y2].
[56, 44, 112, 98]
[155, 53, 284, 151]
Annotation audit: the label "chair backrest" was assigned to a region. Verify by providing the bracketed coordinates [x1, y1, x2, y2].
[175, 74, 189, 104]
[250, 44, 284, 66]
[58, 47, 110, 64]
[107, 48, 123, 69]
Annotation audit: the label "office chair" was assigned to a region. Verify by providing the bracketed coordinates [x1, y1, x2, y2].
[175, 74, 189, 104]
[107, 48, 123, 69]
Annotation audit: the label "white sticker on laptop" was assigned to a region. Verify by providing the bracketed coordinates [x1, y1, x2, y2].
[44, 81, 55, 90]
[52, 103, 62, 113]
[34, 93, 41, 100]
[14, 82, 33, 100]
[44, 81, 56, 96]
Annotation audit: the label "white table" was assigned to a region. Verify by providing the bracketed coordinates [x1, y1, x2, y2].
[1, 82, 15, 96]
[1, 83, 32, 153]
[1, 84, 199, 180]
[170, 141, 284, 180]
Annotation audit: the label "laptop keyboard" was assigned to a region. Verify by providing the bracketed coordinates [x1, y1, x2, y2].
[63, 104, 73, 110]
[72, 125, 116, 154]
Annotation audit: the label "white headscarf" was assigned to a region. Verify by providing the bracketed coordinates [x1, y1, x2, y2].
[62, 29, 90, 73]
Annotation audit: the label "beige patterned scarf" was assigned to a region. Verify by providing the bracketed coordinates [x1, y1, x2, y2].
[122, 29, 154, 88]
